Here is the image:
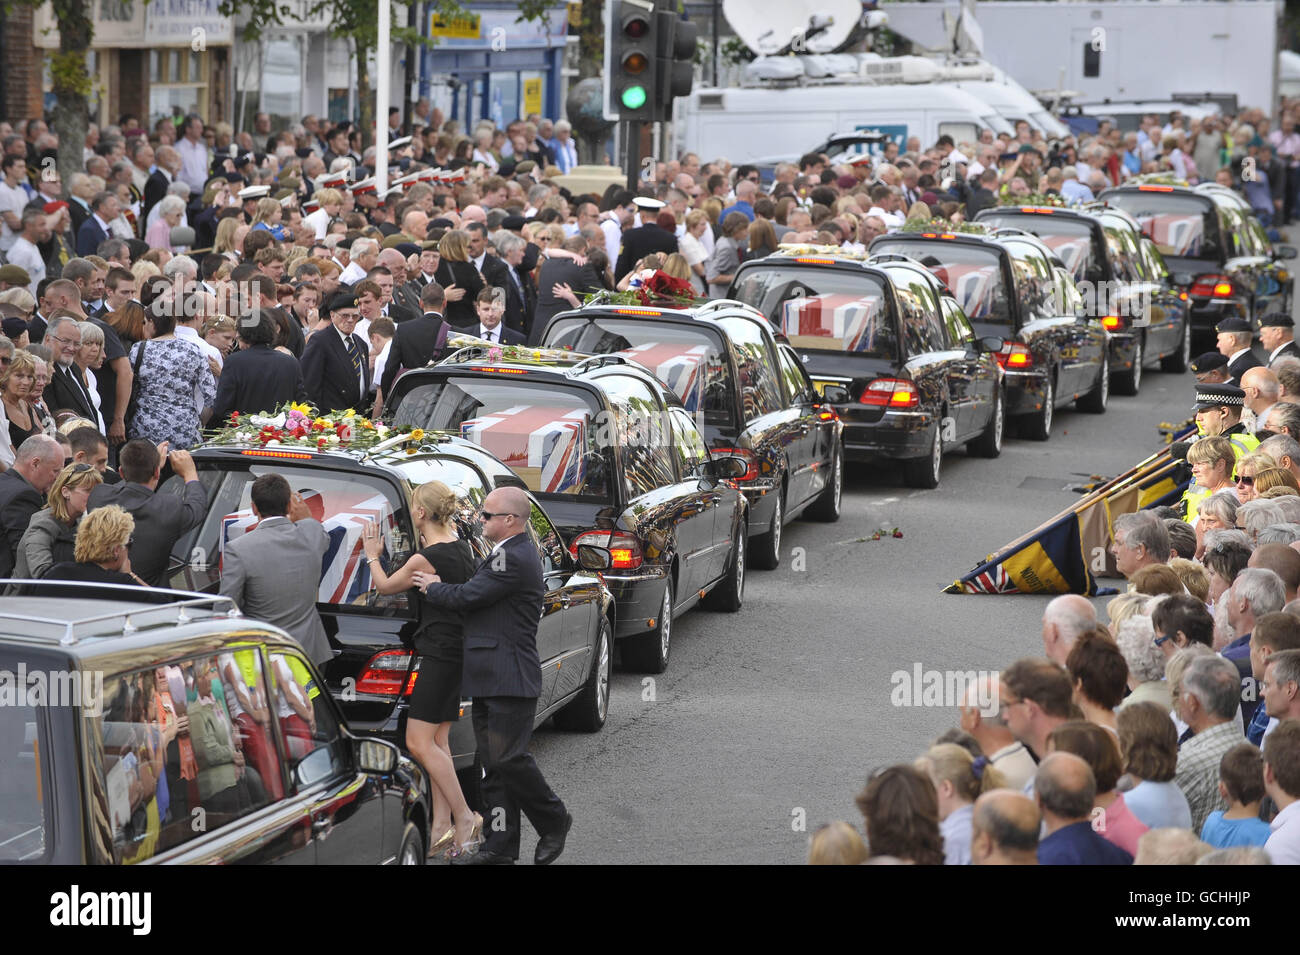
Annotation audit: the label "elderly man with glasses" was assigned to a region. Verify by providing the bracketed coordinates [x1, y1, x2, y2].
[411, 486, 571, 866]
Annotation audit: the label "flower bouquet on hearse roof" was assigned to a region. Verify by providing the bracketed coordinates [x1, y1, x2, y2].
[585, 269, 706, 310]
[900, 217, 989, 235]
[205, 401, 428, 454]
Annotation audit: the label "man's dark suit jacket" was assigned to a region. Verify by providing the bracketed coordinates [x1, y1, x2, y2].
[422, 532, 544, 699]
[68, 197, 91, 237]
[45, 363, 98, 421]
[211, 345, 307, 425]
[498, 264, 535, 340]
[1269, 340, 1300, 367]
[613, 223, 678, 281]
[27, 312, 48, 345]
[389, 283, 423, 321]
[1228, 348, 1264, 384]
[0, 470, 44, 577]
[142, 170, 171, 223]
[380, 311, 449, 398]
[86, 479, 208, 587]
[76, 216, 109, 257]
[301, 323, 371, 413]
[532, 258, 603, 344]
[384, 301, 418, 325]
[475, 325, 525, 346]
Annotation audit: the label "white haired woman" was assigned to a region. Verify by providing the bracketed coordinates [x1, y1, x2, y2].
[1115, 611, 1171, 712]
[146, 194, 187, 252]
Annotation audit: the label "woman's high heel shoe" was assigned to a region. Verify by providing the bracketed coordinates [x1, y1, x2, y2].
[448, 813, 484, 859]
[428, 826, 456, 859]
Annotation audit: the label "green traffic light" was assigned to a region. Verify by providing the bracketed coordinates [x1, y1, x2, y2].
[621, 85, 647, 110]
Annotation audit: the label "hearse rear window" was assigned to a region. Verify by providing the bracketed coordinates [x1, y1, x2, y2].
[391, 376, 613, 501]
[731, 265, 897, 357]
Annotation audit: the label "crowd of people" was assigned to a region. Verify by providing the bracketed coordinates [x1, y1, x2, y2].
[2, 99, 1300, 865]
[811, 345, 1300, 864]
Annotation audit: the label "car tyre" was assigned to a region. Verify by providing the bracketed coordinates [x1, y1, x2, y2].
[398, 821, 425, 865]
[704, 517, 746, 611]
[622, 579, 672, 674]
[1114, 333, 1143, 396]
[903, 424, 942, 489]
[554, 614, 612, 732]
[805, 441, 843, 521]
[1020, 374, 1054, 442]
[969, 387, 1004, 458]
[1078, 352, 1109, 414]
[751, 488, 784, 569]
[1160, 319, 1191, 373]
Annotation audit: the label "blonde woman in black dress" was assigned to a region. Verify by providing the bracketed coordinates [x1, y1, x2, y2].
[362, 480, 481, 858]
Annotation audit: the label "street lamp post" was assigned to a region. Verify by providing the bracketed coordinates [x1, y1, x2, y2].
[376, 0, 391, 193]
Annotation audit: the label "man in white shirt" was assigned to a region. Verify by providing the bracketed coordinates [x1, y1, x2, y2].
[339, 237, 378, 286]
[176, 114, 211, 193]
[1262, 719, 1300, 864]
[5, 209, 48, 296]
[0, 154, 29, 254]
[472, 288, 521, 345]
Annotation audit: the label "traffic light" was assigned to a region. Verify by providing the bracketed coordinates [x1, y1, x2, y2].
[604, 0, 658, 122]
[655, 9, 697, 122]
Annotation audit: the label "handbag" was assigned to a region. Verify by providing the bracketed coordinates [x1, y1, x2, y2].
[124, 341, 147, 428]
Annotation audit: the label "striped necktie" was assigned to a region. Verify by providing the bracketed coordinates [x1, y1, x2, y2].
[343, 334, 362, 385]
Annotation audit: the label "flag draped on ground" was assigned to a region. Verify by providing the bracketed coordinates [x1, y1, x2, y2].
[944, 431, 1193, 596]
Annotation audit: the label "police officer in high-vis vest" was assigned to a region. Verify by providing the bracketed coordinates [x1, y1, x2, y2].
[1174, 383, 1258, 520]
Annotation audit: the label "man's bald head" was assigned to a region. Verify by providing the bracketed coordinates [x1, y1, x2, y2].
[972, 789, 1041, 864]
[1035, 751, 1096, 824]
[1250, 543, 1300, 602]
[461, 205, 487, 224]
[1042, 594, 1097, 665]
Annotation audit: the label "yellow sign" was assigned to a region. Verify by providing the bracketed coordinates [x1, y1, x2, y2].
[523, 78, 543, 116]
[432, 11, 481, 39]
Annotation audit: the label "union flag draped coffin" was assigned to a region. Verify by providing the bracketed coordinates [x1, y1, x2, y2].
[780, 293, 884, 352]
[615, 342, 709, 412]
[945, 434, 1191, 596]
[459, 404, 588, 493]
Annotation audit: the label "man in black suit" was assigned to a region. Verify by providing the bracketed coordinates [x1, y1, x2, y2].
[375, 281, 450, 418]
[1260, 313, 1300, 368]
[472, 287, 526, 345]
[301, 288, 371, 414]
[211, 312, 308, 424]
[413, 486, 571, 865]
[142, 146, 180, 225]
[75, 191, 117, 258]
[1216, 317, 1264, 384]
[532, 236, 603, 344]
[43, 315, 99, 422]
[0, 435, 64, 576]
[85, 440, 208, 587]
[493, 233, 536, 340]
[613, 198, 678, 281]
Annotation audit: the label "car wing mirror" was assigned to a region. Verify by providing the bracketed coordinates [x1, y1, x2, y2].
[1275, 245, 1298, 261]
[821, 383, 851, 404]
[1172, 271, 1195, 286]
[978, 336, 1004, 353]
[356, 737, 400, 774]
[711, 455, 749, 480]
[576, 543, 612, 571]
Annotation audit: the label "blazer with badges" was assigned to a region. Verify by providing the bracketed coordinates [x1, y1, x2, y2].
[421, 531, 544, 699]
[301, 324, 371, 413]
[219, 516, 332, 665]
[1269, 341, 1300, 367]
[1228, 349, 1264, 384]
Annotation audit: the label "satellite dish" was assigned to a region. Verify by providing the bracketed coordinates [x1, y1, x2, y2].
[723, 0, 861, 56]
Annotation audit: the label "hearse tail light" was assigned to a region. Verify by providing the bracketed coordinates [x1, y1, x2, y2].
[995, 342, 1034, 370]
[569, 530, 644, 570]
[1189, 274, 1235, 298]
[1100, 315, 1124, 331]
[859, 378, 920, 409]
[479, 366, 531, 374]
[614, 308, 662, 316]
[354, 649, 418, 698]
[1138, 185, 1174, 192]
[794, 257, 835, 265]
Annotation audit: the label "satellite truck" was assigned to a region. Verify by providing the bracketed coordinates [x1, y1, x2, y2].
[672, 0, 1067, 167]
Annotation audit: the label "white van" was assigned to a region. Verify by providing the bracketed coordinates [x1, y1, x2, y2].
[673, 82, 1013, 166]
[939, 77, 1071, 139]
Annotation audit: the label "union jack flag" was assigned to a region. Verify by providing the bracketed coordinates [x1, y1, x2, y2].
[781, 293, 882, 352]
[615, 342, 709, 411]
[460, 405, 588, 493]
[1139, 214, 1203, 256]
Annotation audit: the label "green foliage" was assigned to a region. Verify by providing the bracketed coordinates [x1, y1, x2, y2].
[899, 217, 988, 235]
[49, 49, 93, 96]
